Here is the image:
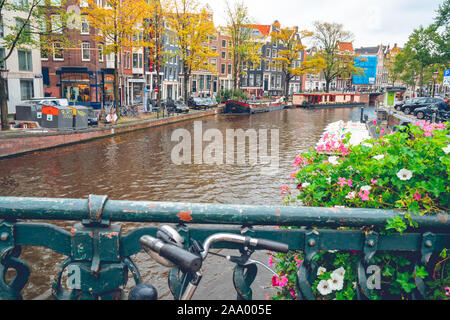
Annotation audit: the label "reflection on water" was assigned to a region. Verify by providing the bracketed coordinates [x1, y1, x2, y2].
[0, 107, 374, 300]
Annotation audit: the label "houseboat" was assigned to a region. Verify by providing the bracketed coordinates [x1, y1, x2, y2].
[225, 97, 286, 114]
[293, 93, 370, 109]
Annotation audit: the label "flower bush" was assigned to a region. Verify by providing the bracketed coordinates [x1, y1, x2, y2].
[271, 121, 450, 300]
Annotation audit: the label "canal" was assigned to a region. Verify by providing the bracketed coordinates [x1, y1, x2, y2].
[0, 107, 375, 300]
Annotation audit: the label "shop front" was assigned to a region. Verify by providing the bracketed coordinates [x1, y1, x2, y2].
[56, 67, 101, 109]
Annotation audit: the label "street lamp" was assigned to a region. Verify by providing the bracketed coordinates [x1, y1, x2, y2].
[432, 71, 439, 97]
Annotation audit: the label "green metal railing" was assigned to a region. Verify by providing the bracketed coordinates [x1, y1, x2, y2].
[0, 195, 448, 300]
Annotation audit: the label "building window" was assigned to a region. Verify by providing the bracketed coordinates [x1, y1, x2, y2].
[228, 52, 232, 60]
[222, 39, 226, 48]
[221, 52, 226, 59]
[41, 46, 49, 60]
[20, 79, 34, 100]
[266, 48, 270, 57]
[0, 16, 3, 38]
[98, 46, 104, 62]
[221, 64, 225, 75]
[53, 42, 64, 60]
[249, 73, 254, 87]
[51, 15, 62, 34]
[206, 75, 211, 90]
[227, 64, 231, 75]
[18, 50, 32, 71]
[272, 49, 277, 58]
[82, 42, 90, 61]
[0, 48, 5, 69]
[81, 16, 89, 34]
[199, 75, 204, 90]
[16, 18, 31, 42]
[133, 53, 142, 68]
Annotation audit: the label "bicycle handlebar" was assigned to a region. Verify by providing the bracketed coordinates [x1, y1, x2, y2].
[201, 233, 289, 259]
[140, 236, 202, 274]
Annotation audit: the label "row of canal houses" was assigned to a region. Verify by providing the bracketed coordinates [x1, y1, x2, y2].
[305, 42, 402, 93]
[1, 0, 307, 114]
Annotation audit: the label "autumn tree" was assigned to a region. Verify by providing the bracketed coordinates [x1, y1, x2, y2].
[84, 0, 148, 118]
[0, 0, 72, 130]
[224, 0, 261, 90]
[143, 0, 168, 114]
[269, 25, 325, 96]
[312, 21, 363, 93]
[166, 0, 216, 102]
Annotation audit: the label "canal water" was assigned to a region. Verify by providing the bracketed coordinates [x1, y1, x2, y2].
[0, 107, 374, 300]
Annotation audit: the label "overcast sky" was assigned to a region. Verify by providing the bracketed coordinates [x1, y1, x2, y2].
[202, 0, 443, 49]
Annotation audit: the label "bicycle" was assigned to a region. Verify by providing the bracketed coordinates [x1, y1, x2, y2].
[128, 225, 289, 300]
[119, 105, 140, 118]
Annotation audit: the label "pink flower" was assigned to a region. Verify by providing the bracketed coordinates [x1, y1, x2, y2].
[290, 290, 296, 299]
[347, 179, 353, 187]
[272, 275, 289, 288]
[338, 177, 347, 187]
[373, 120, 377, 125]
[281, 185, 290, 195]
[359, 189, 370, 201]
[413, 192, 422, 201]
[371, 179, 378, 184]
[380, 128, 385, 135]
[269, 255, 273, 267]
[445, 287, 450, 297]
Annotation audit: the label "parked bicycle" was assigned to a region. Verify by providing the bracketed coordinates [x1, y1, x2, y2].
[129, 225, 289, 300]
[120, 105, 140, 118]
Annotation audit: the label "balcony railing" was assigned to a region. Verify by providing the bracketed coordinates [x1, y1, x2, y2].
[0, 195, 448, 300]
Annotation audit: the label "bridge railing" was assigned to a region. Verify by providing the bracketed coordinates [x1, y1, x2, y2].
[0, 195, 448, 300]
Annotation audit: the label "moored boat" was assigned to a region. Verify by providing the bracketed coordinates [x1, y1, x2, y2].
[225, 98, 286, 114]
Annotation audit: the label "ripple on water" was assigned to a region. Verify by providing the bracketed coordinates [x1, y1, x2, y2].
[0, 107, 375, 299]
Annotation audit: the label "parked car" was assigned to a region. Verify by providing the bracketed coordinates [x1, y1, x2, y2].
[87, 108, 98, 126]
[401, 97, 444, 115]
[394, 98, 420, 111]
[204, 97, 218, 108]
[167, 100, 189, 114]
[414, 101, 449, 120]
[188, 97, 208, 110]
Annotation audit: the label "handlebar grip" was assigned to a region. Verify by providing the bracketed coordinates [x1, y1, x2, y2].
[140, 236, 202, 274]
[255, 239, 289, 253]
[159, 244, 202, 274]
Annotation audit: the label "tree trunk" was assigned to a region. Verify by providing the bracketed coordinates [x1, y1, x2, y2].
[183, 64, 189, 104]
[114, 49, 120, 119]
[325, 80, 331, 93]
[284, 75, 290, 97]
[0, 73, 9, 131]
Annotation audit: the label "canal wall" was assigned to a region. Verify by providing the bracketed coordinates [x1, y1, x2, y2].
[0, 108, 220, 159]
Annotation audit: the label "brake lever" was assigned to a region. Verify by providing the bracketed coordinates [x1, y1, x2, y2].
[226, 255, 278, 276]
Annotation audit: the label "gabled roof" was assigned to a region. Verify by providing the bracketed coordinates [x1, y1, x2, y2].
[251, 25, 271, 37]
[355, 46, 379, 54]
[338, 42, 354, 52]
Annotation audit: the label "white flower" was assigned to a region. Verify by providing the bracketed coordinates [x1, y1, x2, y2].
[346, 191, 356, 200]
[317, 267, 327, 276]
[328, 250, 338, 253]
[302, 182, 311, 188]
[326, 177, 332, 184]
[360, 185, 372, 192]
[329, 273, 344, 291]
[373, 155, 385, 160]
[397, 169, 413, 181]
[362, 143, 373, 148]
[332, 267, 346, 278]
[443, 145, 450, 154]
[317, 280, 333, 296]
[328, 156, 339, 166]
